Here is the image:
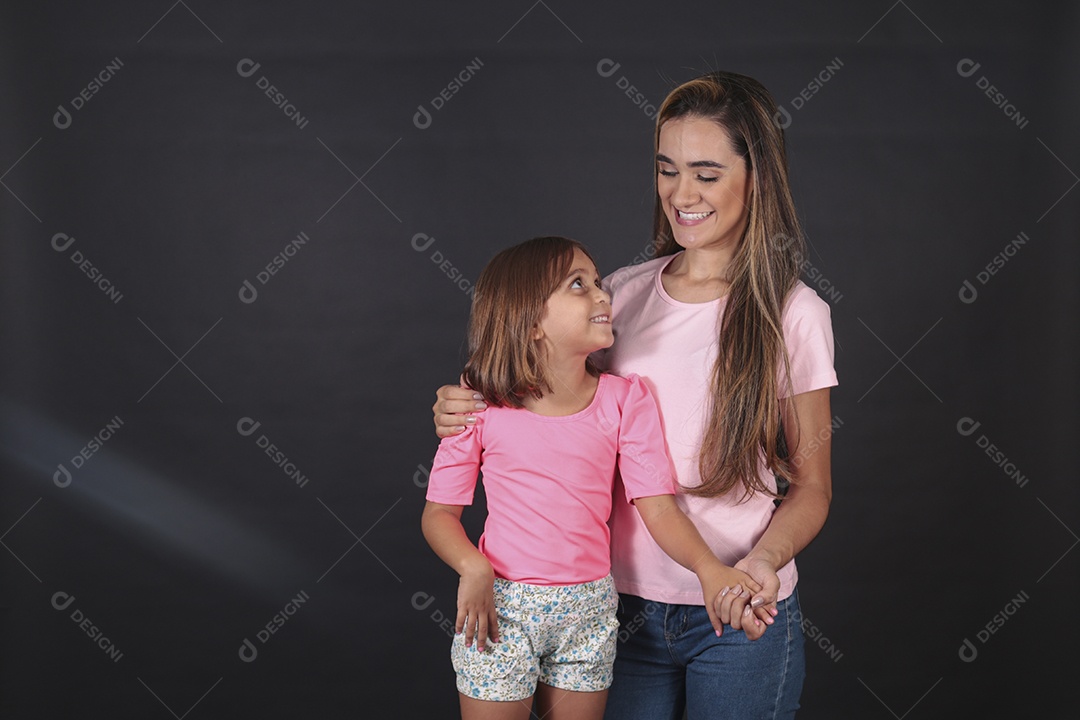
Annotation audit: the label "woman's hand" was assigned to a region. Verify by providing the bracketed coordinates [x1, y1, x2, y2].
[729, 555, 781, 641]
[433, 384, 487, 438]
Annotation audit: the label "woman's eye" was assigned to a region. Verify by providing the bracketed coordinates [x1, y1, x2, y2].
[658, 169, 676, 177]
[697, 175, 719, 183]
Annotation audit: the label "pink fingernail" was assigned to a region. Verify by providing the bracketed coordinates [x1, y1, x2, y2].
[720, 586, 731, 597]
[715, 629, 721, 637]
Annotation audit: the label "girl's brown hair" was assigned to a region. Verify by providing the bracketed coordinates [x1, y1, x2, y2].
[652, 71, 805, 501]
[463, 236, 599, 408]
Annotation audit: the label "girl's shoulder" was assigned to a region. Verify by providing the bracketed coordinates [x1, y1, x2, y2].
[597, 371, 652, 403]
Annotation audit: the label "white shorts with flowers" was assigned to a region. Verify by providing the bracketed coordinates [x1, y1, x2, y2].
[451, 574, 619, 702]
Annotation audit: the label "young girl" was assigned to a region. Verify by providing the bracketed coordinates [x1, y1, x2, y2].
[422, 236, 760, 720]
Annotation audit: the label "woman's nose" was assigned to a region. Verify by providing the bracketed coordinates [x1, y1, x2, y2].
[673, 174, 698, 207]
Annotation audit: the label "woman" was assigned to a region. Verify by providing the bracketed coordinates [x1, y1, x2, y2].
[433, 71, 836, 719]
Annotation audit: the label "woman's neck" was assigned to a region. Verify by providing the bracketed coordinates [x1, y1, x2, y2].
[663, 246, 738, 302]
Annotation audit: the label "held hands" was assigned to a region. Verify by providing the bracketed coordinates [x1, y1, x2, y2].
[696, 559, 763, 638]
[713, 555, 781, 641]
[456, 557, 500, 652]
[433, 384, 488, 439]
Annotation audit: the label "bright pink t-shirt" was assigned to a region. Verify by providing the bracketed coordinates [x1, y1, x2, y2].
[426, 373, 676, 585]
[601, 252, 838, 605]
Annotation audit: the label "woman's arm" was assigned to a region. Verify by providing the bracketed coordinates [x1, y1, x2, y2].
[432, 385, 487, 438]
[743, 386, 833, 608]
[634, 494, 762, 636]
[421, 502, 499, 651]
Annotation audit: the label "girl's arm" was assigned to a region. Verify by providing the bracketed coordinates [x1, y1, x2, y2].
[433, 385, 487, 438]
[421, 502, 499, 651]
[633, 494, 762, 636]
[736, 387, 833, 626]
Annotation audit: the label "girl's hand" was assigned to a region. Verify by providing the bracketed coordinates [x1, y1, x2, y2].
[696, 560, 761, 637]
[433, 384, 488, 439]
[456, 558, 499, 652]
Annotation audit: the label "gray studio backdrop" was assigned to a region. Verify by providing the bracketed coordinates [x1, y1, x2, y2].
[2, 1, 1077, 718]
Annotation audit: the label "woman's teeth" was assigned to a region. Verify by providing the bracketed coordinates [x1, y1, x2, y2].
[678, 210, 712, 221]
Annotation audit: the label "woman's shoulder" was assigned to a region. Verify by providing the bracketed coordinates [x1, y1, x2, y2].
[784, 280, 833, 322]
[603, 254, 673, 295]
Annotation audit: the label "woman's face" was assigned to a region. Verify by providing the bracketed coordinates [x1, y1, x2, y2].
[656, 116, 752, 254]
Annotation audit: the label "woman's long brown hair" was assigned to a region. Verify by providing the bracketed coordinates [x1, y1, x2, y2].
[652, 72, 805, 501]
[463, 236, 599, 408]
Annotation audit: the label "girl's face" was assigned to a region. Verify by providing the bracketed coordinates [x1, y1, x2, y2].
[656, 116, 752, 254]
[535, 248, 613, 358]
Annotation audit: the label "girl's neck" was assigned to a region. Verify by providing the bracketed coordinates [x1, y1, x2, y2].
[522, 355, 598, 417]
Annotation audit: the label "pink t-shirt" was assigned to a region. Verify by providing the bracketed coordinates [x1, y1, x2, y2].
[601, 252, 838, 605]
[426, 373, 676, 585]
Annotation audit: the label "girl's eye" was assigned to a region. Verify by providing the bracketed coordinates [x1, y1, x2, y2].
[570, 278, 585, 289]
[658, 169, 677, 177]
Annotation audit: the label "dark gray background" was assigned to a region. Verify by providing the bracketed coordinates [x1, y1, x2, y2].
[1, 1, 1077, 718]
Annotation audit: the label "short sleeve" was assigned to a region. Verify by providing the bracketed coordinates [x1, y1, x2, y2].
[616, 374, 677, 501]
[425, 421, 483, 505]
[781, 285, 838, 398]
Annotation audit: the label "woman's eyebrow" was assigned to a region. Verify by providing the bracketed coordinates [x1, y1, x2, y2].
[655, 153, 725, 170]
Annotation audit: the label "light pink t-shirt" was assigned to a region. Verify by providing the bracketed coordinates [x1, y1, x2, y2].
[426, 373, 677, 585]
[601, 252, 838, 605]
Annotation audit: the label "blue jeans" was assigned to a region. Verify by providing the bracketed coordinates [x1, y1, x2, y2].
[604, 590, 806, 720]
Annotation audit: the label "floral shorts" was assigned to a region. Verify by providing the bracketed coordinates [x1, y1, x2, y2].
[451, 574, 619, 702]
